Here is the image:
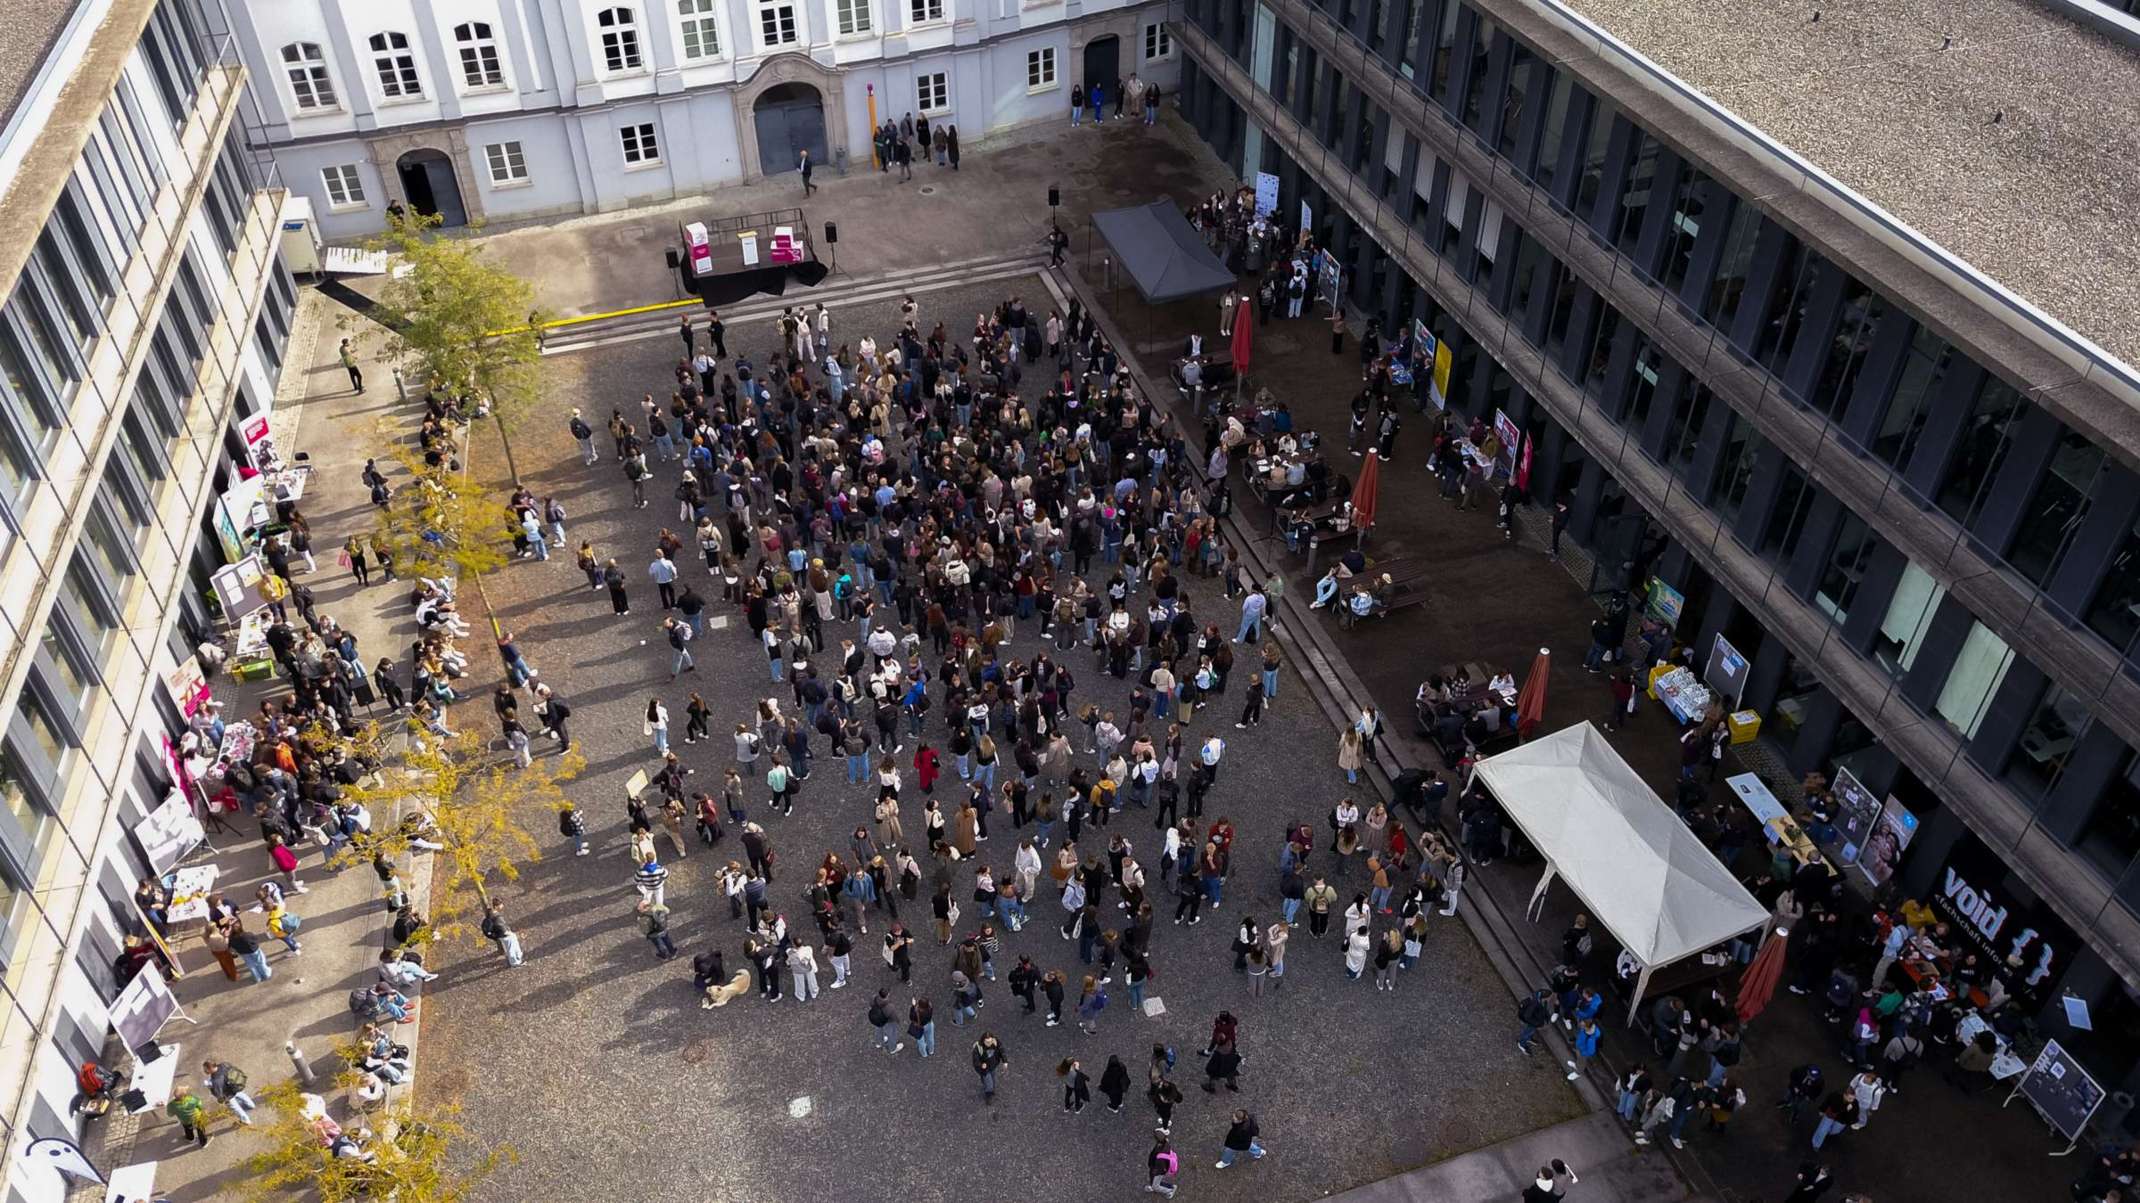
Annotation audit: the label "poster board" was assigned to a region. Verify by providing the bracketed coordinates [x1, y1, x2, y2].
[1856, 795, 1918, 886]
[162, 656, 210, 717]
[1702, 633, 1749, 709]
[209, 555, 272, 622]
[109, 964, 185, 1052]
[1253, 172, 1279, 218]
[1829, 766, 1882, 867]
[135, 789, 206, 874]
[1409, 318, 1450, 410]
[1644, 576, 1686, 627]
[1315, 250, 1342, 311]
[2011, 1039, 2103, 1144]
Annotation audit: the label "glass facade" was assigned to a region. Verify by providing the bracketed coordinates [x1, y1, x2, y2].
[1176, 0, 2140, 964]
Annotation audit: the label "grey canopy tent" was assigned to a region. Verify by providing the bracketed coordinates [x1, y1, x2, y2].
[1086, 201, 1237, 304]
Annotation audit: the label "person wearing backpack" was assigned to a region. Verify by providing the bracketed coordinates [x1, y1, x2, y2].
[481, 904, 524, 966]
[1516, 987, 1557, 1055]
[558, 802, 588, 856]
[202, 1059, 257, 1125]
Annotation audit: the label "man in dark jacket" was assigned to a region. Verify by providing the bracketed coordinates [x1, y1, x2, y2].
[1217, 1110, 1264, 1168]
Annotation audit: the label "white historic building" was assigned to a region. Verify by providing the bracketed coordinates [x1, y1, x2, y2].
[228, 0, 1182, 237]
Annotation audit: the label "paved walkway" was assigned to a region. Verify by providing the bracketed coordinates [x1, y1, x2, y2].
[1327, 1112, 1690, 1203]
[80, 288, 441, 1201]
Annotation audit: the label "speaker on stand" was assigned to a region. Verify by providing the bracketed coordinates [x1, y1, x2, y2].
[825, 221, 838, 275]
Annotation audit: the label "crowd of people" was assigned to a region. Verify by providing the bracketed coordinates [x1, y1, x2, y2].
[490, 283, 1575, 1193]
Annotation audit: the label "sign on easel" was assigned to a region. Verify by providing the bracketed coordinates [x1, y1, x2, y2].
[109, 966, 189, 1053]
[2005, 1038, 2103, 1153]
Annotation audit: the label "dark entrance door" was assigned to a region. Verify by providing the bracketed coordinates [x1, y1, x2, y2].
[395, 149, 467, 227]
[754, 82, 828, 175]
[1083, 35, 1121, 97]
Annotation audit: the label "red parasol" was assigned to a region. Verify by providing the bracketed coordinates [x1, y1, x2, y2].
[1514, 647, 1551, 738]
[1735, 925, 1790, 1024]
[1230, 296, 1254, 377]
[1350, 446, 1381, 534]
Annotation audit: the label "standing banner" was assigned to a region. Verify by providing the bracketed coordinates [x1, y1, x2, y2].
[1253, 172, 1279, 218]
[1829, 766, 1882, 867]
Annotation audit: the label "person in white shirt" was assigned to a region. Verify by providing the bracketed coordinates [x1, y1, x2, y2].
[1199, 737, 1225, 786]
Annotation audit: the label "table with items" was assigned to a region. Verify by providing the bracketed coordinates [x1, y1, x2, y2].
[1726, 773, 1825, 867]
[1649, 665, 1712, 725]
[159, 864, 220, 934]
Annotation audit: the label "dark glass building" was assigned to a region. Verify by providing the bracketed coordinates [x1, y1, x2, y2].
[1172, 0, 2140, 1119]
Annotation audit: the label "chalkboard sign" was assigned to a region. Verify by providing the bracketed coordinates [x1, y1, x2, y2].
[2018, 1039, 2103, 1141]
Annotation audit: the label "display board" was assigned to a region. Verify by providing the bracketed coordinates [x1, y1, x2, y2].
[2013, 1039, 2103, 1144]
[1702, 633, 1749, 708]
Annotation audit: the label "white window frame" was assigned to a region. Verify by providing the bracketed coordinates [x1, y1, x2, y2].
[1026, 47, 1057, 92]
[835, 0, 873, 36]
[597, 7, 646, 72]
[755, 0, 800, 49]
[280, 42, 338, 111]
[320, 164, 367, 210]
[908, 0, 945, 24]
[619, 121, 661, 166]
[676, 0, 723, 60]
[1144, 21, 1174, 62]
[483, 141, 529, 186]
[368, 31, 424, 99]
[916, 70, 949, 116]
[453, 22, 506, 90]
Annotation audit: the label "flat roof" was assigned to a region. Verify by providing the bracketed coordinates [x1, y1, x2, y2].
[0, 0, 87, 130]
[1556, 0, 2140, 377]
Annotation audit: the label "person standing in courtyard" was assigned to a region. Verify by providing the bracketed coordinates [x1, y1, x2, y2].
[339, 338, 362, 392]
[800, 148, 815, 195]
[972, 1031, 1007, 1101]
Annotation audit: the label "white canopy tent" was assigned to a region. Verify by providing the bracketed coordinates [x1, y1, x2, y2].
[1472, 722, 1770, 1020]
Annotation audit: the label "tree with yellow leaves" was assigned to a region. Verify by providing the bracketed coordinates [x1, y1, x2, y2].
[369, 440, 514, 625]
[364, 210, 548, 485]
[245, 1079, 511, 1203]
[335, 728, 585, 941]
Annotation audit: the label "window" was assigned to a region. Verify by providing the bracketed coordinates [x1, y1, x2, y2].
[321, 164, 366, 209]
[2008, 429, 2104, 587]
[598, 8, 645, 70]
[454, 22, 505, 88]
[1814, 514, 1875, 624]
[1873, 562, 1945, 675]
[2009, 685, 2090, 800]
[678, 0, 722, 58]
[2087, 515, 2140, 654]
[758, 1, 798, 47]
[916, 71, 949, 115]
[909, 0, 943, 23]
[1934, 620, 2013, 740]
[1530, 72, 1574, 190]
[484, 141, 528, 185]
[620, 122, 660, 165]
[2076, 753, 2140, 884]
[837, 0, 874, 35]
[368, 32, 423, 98]
[280, 42, 337, 109]
[1144, 22, 1174, 60]
[1027, 48, 1057, 90]
[1876, 325, 1951, 476]
[1935, 380, 2026, 527]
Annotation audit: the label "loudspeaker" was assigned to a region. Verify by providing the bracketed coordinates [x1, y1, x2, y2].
[1048, 187, 1060, 208]
[664, 247, 681, 269]
[825, 222, 838, 245]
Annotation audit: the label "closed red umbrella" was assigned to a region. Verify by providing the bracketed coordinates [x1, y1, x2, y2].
[1350, 446, 1381, 535]
[1736, 925, 1790, 1024]
[1230, 296, 1254, 377]
[1514, 647, 1551, 738]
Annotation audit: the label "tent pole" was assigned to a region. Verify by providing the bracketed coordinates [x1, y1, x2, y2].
[1629, 963, 1655, 1026]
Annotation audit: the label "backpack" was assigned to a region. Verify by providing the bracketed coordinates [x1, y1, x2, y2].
[558, 809, 579, 836]
[275, 912, 303, 935]
[221, 1066, 248, 1092]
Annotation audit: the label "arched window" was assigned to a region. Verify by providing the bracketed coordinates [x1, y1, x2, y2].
[279, 42, 336, 109]
[597, 8, 643, 72]
[454, 22, 505, 88]
[367, 31, 423, 98]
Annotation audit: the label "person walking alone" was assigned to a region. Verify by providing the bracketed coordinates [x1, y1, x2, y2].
[339, 338, 363, 392]
[800, 148, 816, 195]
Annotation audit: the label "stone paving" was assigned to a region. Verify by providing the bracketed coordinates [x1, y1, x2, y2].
[409, 277, 1584, 1202]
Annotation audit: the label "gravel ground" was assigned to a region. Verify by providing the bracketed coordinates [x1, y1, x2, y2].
[412, 277, 1582, 1201]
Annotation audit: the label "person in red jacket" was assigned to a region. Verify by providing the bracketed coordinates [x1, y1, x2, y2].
[915, 743, 942, 794]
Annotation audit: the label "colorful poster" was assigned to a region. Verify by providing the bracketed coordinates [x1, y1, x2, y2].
[1253, 172, 1280, 218]
[1410, 319, 1450, 410]
[1644, 576, 1686, 626]
[1857, 796, 1919, 886]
